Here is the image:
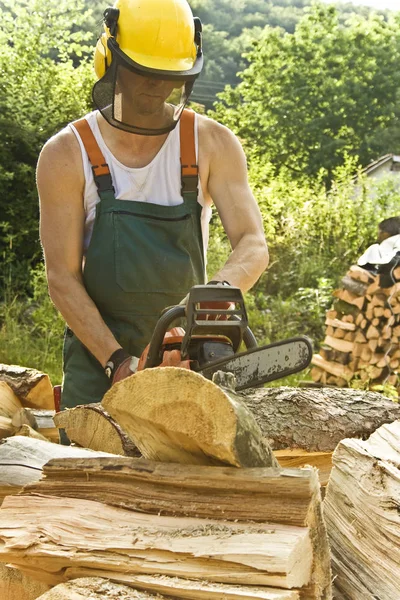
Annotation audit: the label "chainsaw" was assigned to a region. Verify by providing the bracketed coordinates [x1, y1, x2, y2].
[138, 285, 313, 391]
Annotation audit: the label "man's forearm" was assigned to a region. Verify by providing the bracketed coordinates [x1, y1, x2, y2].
[210, 235, 269, 292]
[47, 273, 121, 367]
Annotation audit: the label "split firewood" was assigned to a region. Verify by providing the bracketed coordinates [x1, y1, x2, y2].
[325, 318, 356, 331]
[0, 493, 326, 593]
[323, 335, 353, 353]
[11, 408, 59, 443]
[102, 367, 279, 468]
[324, 420, 400, 600]
[0, 382, 22, 418]
[347, 266, 376, 284]
[60, 573, 303, 600]
[311, 355, 352, 381]
[0, 436, 116, 504]
[0, 416, 14, 440]
[0, 456, 331, 599]
[14, 424, 49, 442]
[340, 275, 369, 297]
[0, 364, 54, 410]
[54, 403, 140, 457]
[333, 289, 365, 310]
[35, 578, 168, 599]
[0, 563, 50, 600]
[23, 456, 321, 525]
[319, 346, 350, 365]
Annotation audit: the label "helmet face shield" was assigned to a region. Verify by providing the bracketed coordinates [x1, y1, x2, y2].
[92, 38, 201, 135]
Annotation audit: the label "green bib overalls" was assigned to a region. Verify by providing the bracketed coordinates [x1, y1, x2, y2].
[61, 110, 205, 409]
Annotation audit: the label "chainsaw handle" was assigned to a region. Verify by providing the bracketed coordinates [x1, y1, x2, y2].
[144, 307, 258, 369]
[144, 305, 186, 369]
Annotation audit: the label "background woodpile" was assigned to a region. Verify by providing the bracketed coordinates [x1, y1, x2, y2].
[311, 265, 400, 392]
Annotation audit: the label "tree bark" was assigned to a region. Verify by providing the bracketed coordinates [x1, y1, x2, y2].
[102, 367, 279, 468]
[239, 387, 400, 452]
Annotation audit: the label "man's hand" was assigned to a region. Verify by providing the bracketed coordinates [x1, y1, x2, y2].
[104, 349, 139, 385]
[112, 356, 140, 384]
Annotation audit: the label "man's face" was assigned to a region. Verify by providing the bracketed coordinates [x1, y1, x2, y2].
[117, 67, 182, 116]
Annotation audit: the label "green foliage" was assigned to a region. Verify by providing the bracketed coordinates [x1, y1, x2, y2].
[0, 0, 95, 296]
[0, 266, 64, 383]
[213, 5, 400, 182]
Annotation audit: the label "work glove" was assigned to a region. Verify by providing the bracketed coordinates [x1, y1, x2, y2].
[104, 349, 139, 385]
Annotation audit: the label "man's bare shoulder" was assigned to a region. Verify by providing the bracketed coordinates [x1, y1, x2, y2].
[197, 113, 245, 159]
[38, 126, 82, 174]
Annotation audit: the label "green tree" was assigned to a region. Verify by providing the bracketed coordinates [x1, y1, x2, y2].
[213, 5, 400, 182]
[0, 0, 94, 295]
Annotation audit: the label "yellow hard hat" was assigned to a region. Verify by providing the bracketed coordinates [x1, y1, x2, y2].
[94, 0, 203, 79]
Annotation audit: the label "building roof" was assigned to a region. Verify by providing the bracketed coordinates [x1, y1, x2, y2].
[362, 153, 400, 176]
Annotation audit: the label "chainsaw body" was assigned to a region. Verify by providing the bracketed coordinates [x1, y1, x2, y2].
[139, 285, 312, 391]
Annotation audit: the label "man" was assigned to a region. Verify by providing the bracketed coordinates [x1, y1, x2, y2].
[37, 0, 269, 410]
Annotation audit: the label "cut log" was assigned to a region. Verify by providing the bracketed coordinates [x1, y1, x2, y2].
[0, 364, 54, 410]
[0, 563, 50, 600]
[239, 387, 400, 452]
[0, 436, 117, 504]
[54, 403, 140, 457]
[102, 368, 279, 468]
[324, 420, 400, 600]
[0, 382, 22, 418]
[35, 577, 167, 599]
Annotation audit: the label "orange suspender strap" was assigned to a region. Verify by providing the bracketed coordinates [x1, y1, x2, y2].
[180, 109, 199, 197]
[73, 118, 115, 196]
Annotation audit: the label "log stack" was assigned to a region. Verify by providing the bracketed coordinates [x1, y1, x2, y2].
[0, 456, 332, 599]
[311, 265, 400, 392]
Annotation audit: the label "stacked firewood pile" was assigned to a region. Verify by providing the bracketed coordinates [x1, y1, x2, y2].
[2, 364, 400, 598]
[0, 364, 58, 443]
[311, 264, 400, 391]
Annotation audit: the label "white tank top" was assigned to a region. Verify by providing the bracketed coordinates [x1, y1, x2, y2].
[70, 111, 212, 256]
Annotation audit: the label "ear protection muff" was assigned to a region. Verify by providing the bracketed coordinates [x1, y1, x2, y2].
[94, 7, 120, 79]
